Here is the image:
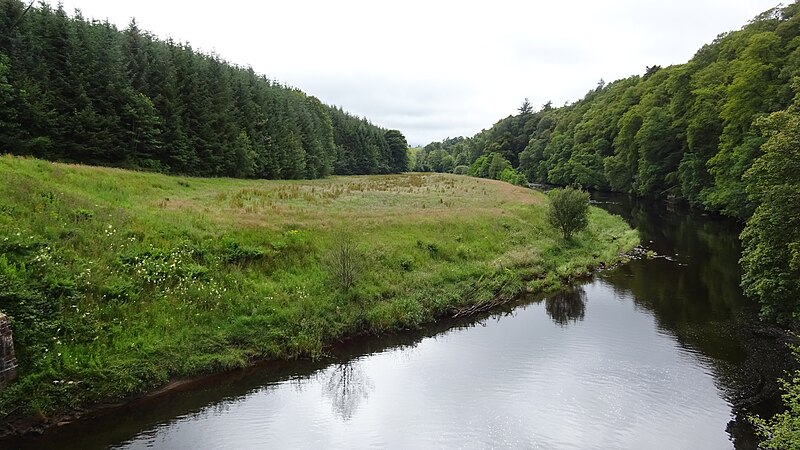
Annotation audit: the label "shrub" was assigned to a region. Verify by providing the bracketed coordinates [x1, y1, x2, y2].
[452, 165, 469, 175]
[499, 167, 527, 186]
[101, 278, 139, 302]
[71, 208, 94, 221]
[547, 186, 590, 239]
[325, 231, 364, 291]
[220, 239, 265, 264]
[752, 347, 800, 450]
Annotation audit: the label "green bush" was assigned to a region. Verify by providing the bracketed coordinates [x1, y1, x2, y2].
[452, 165, 469, 175]
[101, 278, 139, 302]
[220, 239, 265, 264]
[500, 167, 527, 186]
[753, 347, 800, 449]
[547, 186, 590, 239]
[70, 208, 94, 221]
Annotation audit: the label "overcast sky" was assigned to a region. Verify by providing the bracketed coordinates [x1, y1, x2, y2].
[48, 0, 781, 145]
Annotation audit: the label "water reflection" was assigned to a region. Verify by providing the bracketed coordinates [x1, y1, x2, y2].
[321, 361, 374, 420]
[544, 286, 587, 326]
[592, 192, 792, 448]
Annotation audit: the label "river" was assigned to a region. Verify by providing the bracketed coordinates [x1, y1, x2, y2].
[9, 194, 791, 449]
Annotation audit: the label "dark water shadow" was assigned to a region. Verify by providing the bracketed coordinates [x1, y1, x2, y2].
[544, 285, 587, 327]
[590, 192, 795, 449]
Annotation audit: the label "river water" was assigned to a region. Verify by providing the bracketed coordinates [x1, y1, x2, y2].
[10, 194, 791, 449]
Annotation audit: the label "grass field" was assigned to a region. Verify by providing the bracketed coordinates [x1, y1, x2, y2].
[0, 155, 638, 422]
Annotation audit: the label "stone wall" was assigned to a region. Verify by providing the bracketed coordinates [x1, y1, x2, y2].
[0, 313, 17, 389]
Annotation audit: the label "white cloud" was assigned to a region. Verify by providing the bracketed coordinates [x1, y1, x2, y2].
[50, 0, 781, 145]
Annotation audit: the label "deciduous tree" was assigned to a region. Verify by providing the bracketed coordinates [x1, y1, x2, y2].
[547, 187, 590, 240]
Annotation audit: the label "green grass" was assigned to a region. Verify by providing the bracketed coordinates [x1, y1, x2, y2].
[0, 155, 638, 421]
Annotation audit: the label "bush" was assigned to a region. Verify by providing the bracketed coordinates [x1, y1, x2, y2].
[547, 186, 590, 239]
[325, 231, 364, 291]
[220, 239, 265, 264]
[452, 165, 469, 175]
[500, 167, 527, 186]
[753, 347, 800, 449]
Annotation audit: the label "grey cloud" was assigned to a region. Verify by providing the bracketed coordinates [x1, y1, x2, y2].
[282, 73, 496, 144]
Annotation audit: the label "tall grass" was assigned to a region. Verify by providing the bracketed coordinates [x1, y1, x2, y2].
[0, 155, 638, 421]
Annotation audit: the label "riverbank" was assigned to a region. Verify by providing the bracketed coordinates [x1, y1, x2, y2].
[0, 156, 638, 435]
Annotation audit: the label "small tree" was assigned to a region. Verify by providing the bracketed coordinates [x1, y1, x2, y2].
[487, 152, 510, 180]
[518, 97, 533, 115]
[325, 231, 364, 291]
[547, 186, 590, 239]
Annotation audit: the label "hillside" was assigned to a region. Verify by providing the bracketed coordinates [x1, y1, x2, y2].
[416, 2, 800, 325]
[0, 1, 408, 178]
[419, 3, 798, 219]
[0, 156, 637, 426]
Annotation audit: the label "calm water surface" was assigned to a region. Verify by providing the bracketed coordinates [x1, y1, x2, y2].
[11, 195, 790, 449]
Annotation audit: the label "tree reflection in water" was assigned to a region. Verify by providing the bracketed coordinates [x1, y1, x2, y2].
[545, 286, 587, 326]
[323, 361, 374, 420]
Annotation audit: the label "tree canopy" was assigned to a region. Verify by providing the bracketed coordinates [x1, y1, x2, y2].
[0, 1, 408, 178]
[740, 78, 800, 324]
[414, 3, 800, 327]
[419, 4, 800, 221]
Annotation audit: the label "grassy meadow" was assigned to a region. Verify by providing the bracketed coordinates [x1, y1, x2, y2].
[0, 155, 638, 422]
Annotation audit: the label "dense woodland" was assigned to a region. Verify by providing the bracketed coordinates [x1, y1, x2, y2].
[0, 1, 409, 178]
[418, 4, 800, 326]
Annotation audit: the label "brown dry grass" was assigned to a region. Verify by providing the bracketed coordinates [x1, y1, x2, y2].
[156, 173, 545, 230]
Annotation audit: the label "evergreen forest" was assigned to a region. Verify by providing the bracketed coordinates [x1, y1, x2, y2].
[0, 1, 409, 179]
